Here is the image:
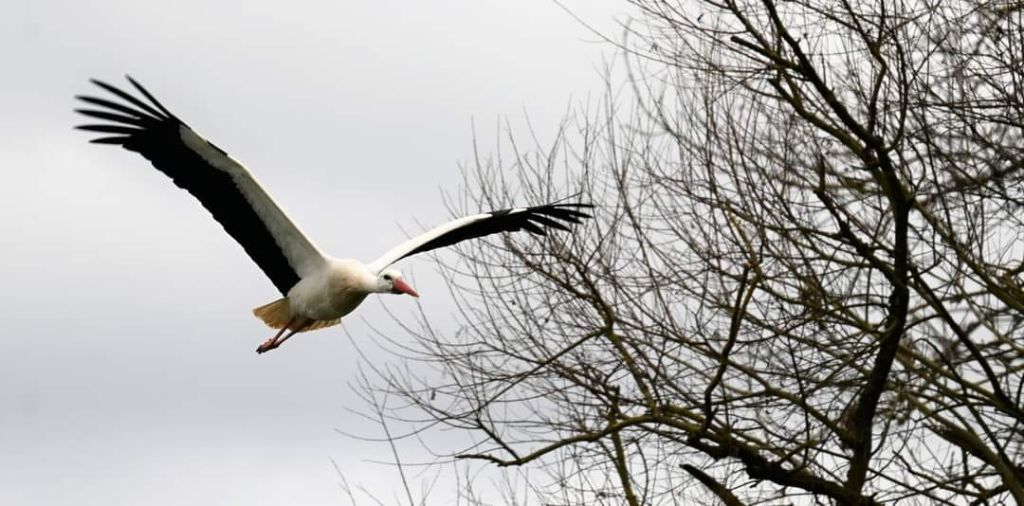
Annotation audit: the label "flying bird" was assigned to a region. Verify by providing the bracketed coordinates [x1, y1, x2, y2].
[74, 77, 592, 354]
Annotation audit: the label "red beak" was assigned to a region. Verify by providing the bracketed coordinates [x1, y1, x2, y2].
[392, 279, 420, 298]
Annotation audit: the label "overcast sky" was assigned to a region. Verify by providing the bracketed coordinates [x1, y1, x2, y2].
[0, 1, 626, 505]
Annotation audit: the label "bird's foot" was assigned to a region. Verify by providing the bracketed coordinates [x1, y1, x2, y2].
[256, 339, 278, 354]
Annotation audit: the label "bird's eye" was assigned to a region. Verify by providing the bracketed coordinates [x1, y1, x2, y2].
[383, 274, 392, 281]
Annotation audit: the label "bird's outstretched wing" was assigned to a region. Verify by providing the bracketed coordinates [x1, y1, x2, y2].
[75, 77, 326, 294]
[368, 203, 593, 273]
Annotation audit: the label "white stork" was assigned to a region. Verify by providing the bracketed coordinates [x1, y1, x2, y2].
[75, 77, 592, 354]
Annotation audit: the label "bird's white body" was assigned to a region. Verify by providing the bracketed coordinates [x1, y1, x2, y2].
[287, 258, 373, 321]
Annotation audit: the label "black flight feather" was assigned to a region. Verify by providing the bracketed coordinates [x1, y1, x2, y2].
[393, 203, 594, 264]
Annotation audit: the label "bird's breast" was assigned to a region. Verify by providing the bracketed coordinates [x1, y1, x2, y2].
[286, 262, 371, 321]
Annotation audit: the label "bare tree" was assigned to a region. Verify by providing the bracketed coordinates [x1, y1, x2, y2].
[363, 0, 1024, 504]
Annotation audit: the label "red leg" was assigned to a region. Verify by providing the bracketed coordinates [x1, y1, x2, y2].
[267, 320, 312, 350]
[257, 319, 294, 354]
[256, 318, 314, 354]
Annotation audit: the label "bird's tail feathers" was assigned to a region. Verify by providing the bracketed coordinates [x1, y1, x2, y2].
[253, 298, 340, 332]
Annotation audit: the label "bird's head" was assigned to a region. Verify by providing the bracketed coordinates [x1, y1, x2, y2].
[378, 269, 419, 298]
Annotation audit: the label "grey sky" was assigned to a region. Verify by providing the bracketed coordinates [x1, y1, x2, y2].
[0, 1, 624, 504]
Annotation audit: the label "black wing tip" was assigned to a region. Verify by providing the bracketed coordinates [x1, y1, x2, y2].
[75, 76, 183, 144]
[488, 202, 596, 222]
[497, 201, 597, 235]
[77, 75, 177, 122]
